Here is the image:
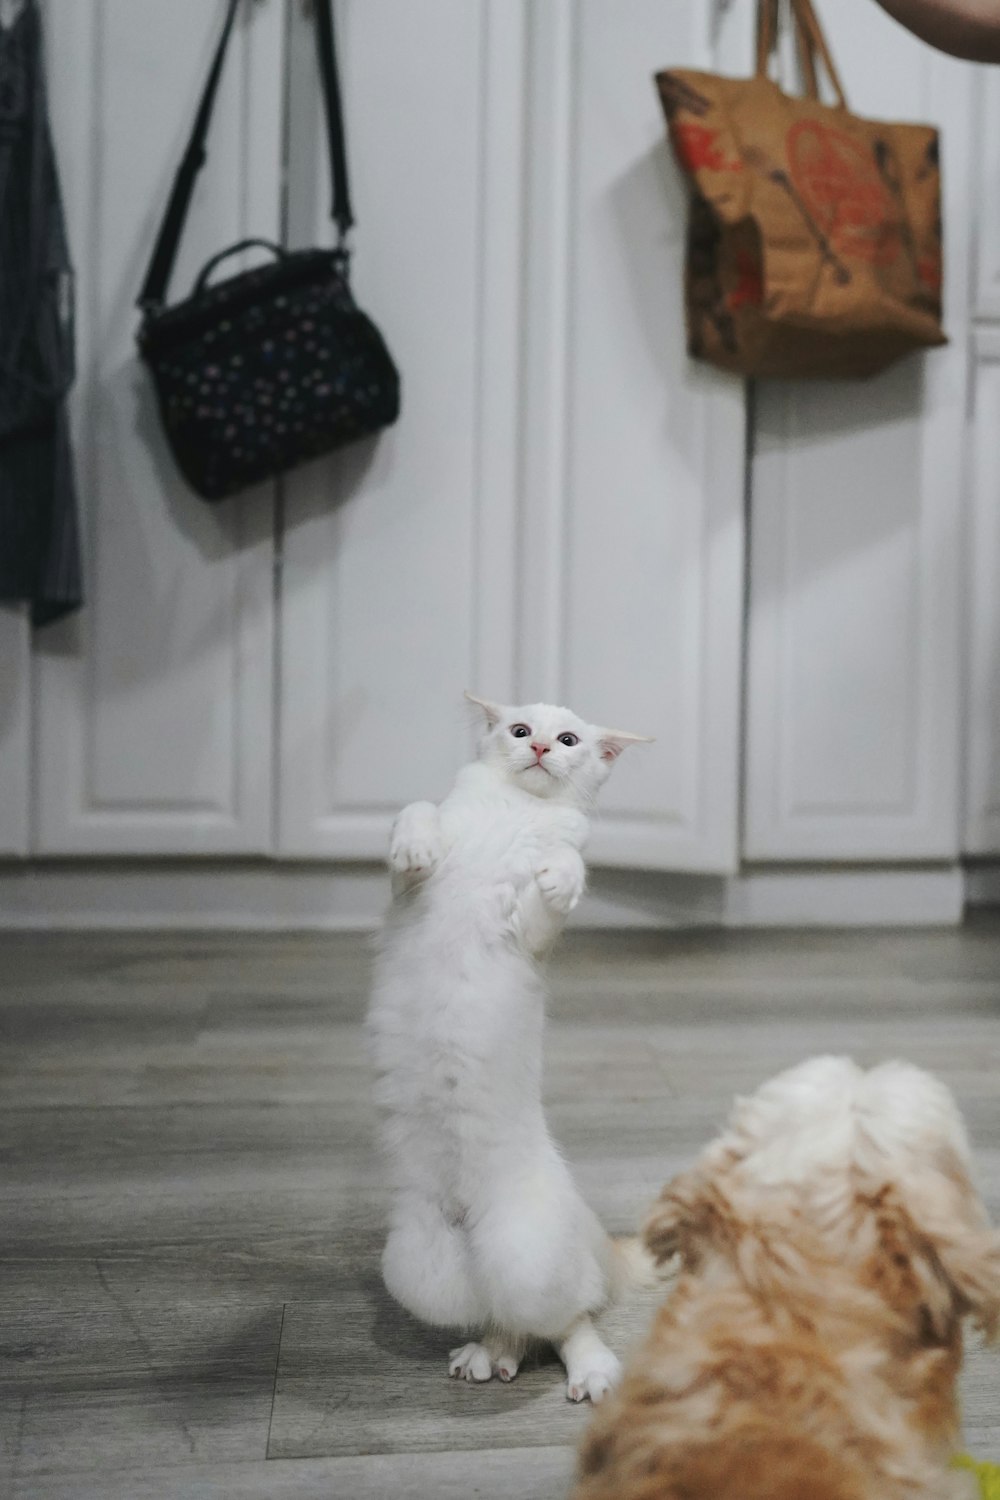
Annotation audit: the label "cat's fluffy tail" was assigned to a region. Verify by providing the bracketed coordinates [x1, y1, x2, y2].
[607, 1233, 659, 1301]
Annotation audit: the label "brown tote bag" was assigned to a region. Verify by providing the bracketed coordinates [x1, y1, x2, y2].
[654, 0, 946, 379]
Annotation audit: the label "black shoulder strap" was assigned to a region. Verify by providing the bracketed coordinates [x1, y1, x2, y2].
[137, 0, 241, 310]
[314, 0, 354, 242]
[138, 0, 350, 311]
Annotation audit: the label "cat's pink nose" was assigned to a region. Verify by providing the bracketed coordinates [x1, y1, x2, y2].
[531, 742, 549, 760]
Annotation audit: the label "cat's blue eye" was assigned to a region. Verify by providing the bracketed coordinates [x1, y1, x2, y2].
[557, 733, 579, 747]
[509, 723, 531, 738]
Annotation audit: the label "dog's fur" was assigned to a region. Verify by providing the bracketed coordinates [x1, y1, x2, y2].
[574, 1057, 1000, 1500]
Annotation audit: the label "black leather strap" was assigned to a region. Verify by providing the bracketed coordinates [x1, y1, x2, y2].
[192, 238, 285, 296]
[137, 0, 241, 310]
[315, 0, 353, 241]
[138, 0, 349, 311]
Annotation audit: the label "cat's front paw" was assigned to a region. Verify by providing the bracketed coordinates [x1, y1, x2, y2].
[535, 851, 585, 915]
[389, 804, 443, 882]
[389, 833, 443, 880]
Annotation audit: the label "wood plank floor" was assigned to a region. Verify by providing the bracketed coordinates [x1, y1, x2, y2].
[2, 922, 1000, 1498]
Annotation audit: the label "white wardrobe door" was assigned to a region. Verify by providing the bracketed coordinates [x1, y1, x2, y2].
[278, 0, 517, 858]
[278, 0, 746, 873]
[521, 0, 745, 873]
[974, 73, 1000, 320]
[34, 0, 281, 854]
[743, 3, 974, 861]
[964, 330, 1000, 854]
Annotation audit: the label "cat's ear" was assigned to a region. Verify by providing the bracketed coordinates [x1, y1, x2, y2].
[598, 728, 654, 763]
[464, 691, 504, 731]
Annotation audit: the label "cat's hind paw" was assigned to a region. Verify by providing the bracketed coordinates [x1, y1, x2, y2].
[447, 1342, 521, 1383]
[566, 1348, 621, 1405]
[495, 1349, 520, 1382]
[448, 1343, 494, 1382]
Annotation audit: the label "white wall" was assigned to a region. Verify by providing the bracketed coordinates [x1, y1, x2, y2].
[276, 0, 747, 872]
[3, 0, 999, 929]
[963, 63, 1000, 855]
[5, 0, 748, 878]
[743, 0, 974, 860]
[34, 0, 281, 855]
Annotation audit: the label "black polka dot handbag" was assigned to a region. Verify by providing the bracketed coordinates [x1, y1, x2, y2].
[136, 0, 400, 502]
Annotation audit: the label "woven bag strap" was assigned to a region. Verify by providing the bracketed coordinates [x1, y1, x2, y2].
[791, 0, 848, 108]
[756, 0, 847, 109]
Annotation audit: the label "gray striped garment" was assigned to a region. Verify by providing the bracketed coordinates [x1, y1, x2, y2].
[0, 0, 81, 626]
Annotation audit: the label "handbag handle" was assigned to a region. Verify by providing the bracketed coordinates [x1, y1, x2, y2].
[757, 0, 818, 96]
[137, 0, 351, 311]
[791, 0, 847, 109]
[756, 0, 779, 75]
[756, 0, 847, 109]
[191, 237, 285, 296]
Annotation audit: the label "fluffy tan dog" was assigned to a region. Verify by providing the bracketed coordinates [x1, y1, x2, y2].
[574, 1057, 1000, 1500]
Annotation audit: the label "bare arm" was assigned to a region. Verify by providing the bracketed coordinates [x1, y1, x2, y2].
[872, 0, 1000, 61]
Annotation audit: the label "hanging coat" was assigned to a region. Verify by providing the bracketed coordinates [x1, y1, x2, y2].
[0, 0, 82, 626]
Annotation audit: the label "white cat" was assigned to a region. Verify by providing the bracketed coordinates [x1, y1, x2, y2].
[367, 692, 651, 1403]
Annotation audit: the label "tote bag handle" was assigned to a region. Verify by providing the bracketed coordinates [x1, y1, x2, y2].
[756, 0, 847, 110]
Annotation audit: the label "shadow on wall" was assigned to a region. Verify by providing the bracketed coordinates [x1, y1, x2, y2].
[32, 348, 382, 689]
[612, 134, 928, 448]
[749, 349, 928, 608]
[756, 355, 926, 447]
[608, 139, 732, 478]
[132, 358, 383, 562]
[619, 128, 931, 608]
[581, 868, 727, 928]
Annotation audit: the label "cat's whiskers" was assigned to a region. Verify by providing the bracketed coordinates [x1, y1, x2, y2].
[550, 763, 598, 814]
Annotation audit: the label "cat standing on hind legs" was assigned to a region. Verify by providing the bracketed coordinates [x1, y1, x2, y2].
[368, 691, 653, 1403]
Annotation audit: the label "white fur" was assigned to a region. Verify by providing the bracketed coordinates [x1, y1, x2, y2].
[717, 1054, 975, 1192]
[367, 697, 649, 1400]
[690, 1054, 985, 1253]
[580, 1058, 1000, 1500]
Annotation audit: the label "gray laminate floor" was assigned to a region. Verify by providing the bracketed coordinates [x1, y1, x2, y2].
[2, 922, 1000, 1498]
